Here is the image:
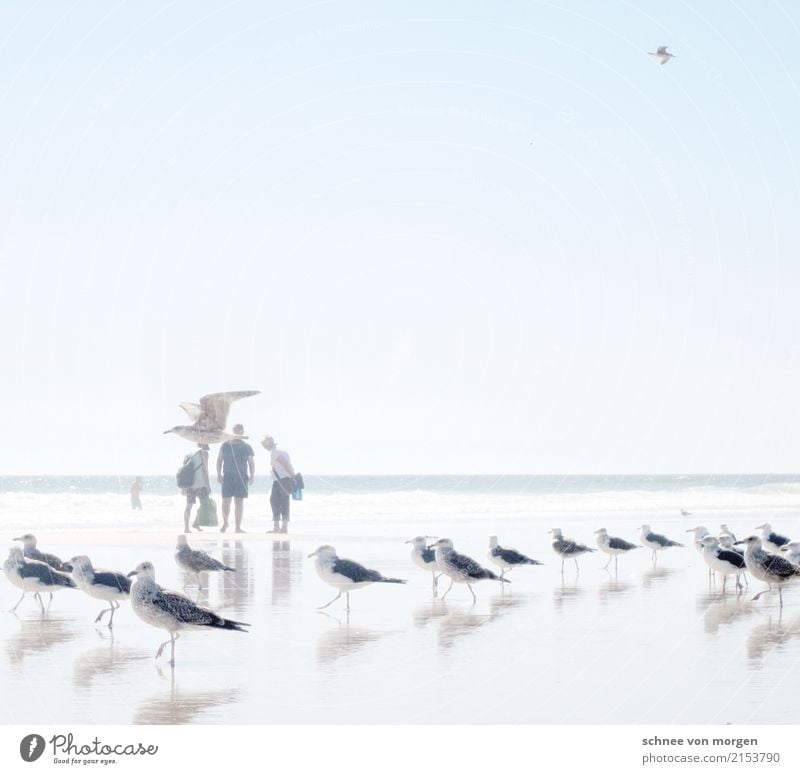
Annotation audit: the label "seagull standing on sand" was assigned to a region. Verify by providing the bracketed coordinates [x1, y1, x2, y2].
[698, 536, 746, 592]
[406, 536, 442, 594]
[308, 546, 406, 612]
[735, 536, 800, 605]
[14, 534, 70, 604]
[487, 536, 543, 578]
[433, 539, 509, 601]
[720, 524, 738, 543]
[639, 525, 683, 563]
[686, 526, 710, 553]
[550, 528, 596, 573]
[64, 555, 131, 628]
[755, 523, 791, 554]
[175, 535, 235, 588]
[127, 561, 249, 666]
[649, 46, 675, 65]
[3, 546, 76, 612]
[780, 541, 800, 566]
[593, 528, 638, 570]
[163, 391, 260, 444]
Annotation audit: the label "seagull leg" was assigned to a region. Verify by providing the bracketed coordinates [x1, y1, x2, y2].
[108, 601, 119, 629]
[95, 606, 111, 624]
[561, 557, 565, 575]
[318, 591, 342, 610]
[604, 555, 612, 570]
[345, 592, 351, 612]
[34, 593, 45, 612]
[574, 559, 580, 574]
[722, 575, 727, 593]
[467, 584, 476, 603]
[441, 579, 454, 600]
[779, 586, 784, 607]
[168, 633, 179, 667]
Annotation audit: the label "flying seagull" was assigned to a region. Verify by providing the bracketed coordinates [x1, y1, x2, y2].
[649, 46, 675, 65]
[163, 391, 260, 444]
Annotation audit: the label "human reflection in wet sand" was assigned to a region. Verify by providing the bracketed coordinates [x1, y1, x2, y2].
[73, 629, 150, 689]
[133, 668, 240, 724]
[271, 540, 301, 605]
[746, 611, 800, 665]
[217, 541, 252, 614]
[5, 614, 78, 665]
[315, 613, 390, 666]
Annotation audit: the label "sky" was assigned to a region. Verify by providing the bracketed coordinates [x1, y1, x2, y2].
[1, 0, 799, 475]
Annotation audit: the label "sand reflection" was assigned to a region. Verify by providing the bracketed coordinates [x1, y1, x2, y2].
[133, 669, 240, 724]
[73, 631, 150, 688]
[5, 614, 78, 665]
[316, 615, 390, 665]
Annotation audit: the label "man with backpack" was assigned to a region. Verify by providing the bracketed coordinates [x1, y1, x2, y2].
[216, 425, 255, 533]
[178, 444, 210, 533]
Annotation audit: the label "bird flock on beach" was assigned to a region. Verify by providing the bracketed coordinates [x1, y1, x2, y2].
[4, 519, 800, 666]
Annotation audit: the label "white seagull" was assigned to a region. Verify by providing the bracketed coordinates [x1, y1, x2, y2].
[780, 541, 800, 566]
[488, 536, 543, 578]
[308, 545, 406, 611]
[550, 528, 596, 573]
[755, 523, 791, 554]
[649, 46, 675, 65]
[736, 536, 800, 606]
[64, 555, 131, 628]
[593, 528, 638, 570]
[163, 391, 260, 444]
[127, 561, 249, 666]
[405, 536, 442, 594]
[698, 536, 746, 592]
[3, 546, 76, 612]
[639, 524, 683, 563]
[433, 538, 509, 601]
[175, 535, 236, 588]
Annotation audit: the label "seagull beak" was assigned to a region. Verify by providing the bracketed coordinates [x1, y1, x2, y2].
[163, 429, 173, 435]
[306, 551, 317, 559]
[404, 540, 412, 544]
[12, 536, 23, 541]
[126, 570, 138, 578]
[734, 541, 744, 546]
[63, 563, 73, 572]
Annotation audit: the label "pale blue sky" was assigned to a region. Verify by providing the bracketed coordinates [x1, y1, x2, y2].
[1, 1, 799, 474]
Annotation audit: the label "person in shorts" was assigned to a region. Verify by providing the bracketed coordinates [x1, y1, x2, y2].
[261, 435, 296, 534]
[182, 444, 210, 533]
[216, 425, 255, 533]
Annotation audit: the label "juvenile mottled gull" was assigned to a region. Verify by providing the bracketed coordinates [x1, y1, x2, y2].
[405, 536, 442, 594]
[487, 536, 543, 578]
[308, 545, 406, 612]
[755, 523, 791, 554]
[698, 536, 746, 592]
[163, 391, 260, 444]
[550, 528, 596, 573]
[64, 555, 131, 628]
[127, 561, 249, 665]
[174, 535, 235, 588]
[736, 536, 800, 605]
[3, 546, 76, 612]
[433, 538, 509, 601]
[639, 524, 683, 563]
[593, 528, 638, 571]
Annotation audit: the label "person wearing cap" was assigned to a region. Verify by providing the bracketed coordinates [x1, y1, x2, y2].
[261, 435, 296, 534]
[216, 424, 255, 533]
[182, 444, 210, 533]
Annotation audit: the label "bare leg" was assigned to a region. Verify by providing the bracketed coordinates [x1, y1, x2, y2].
[234, 497, 245, 533]
[318, 591, 342, 610]
[441, 579, 454, 600]
[183, 502, 192, 533]
[221, 497, 231, 532]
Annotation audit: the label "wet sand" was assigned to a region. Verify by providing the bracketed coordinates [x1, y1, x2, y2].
[2, 517, 799, 724]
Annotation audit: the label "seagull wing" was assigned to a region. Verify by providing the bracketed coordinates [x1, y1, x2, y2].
[656, 46, 667, 55]
[332, 558, 383, 583]
[659, 56, 670, 65]
[198, 391, 260, 430]
[156, 589, 217, 625]
[93, 570, 133, 593]
[498, 546, 539, 565]
[450, 550, 498, 579]
[179, 402, 203, 421]
[186, 549, 229, 573]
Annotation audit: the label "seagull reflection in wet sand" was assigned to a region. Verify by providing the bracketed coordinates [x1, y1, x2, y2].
[315, 614, 391, 666]
[701, 594, 757, 635]
[5, 615, 78, 664]
[133, 670, 240, 724]
[437, 593, 520, 649]
[746, 613, 800, 664]
[73, 632, 150, 689]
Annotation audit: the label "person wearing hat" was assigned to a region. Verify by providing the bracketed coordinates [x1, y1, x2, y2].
[216, 424, 255, 533]
[182, 444, 210, 533]
[262, 435, 296, 534]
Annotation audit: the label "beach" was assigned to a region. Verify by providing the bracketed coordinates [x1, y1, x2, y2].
[2, 476, 800, 725]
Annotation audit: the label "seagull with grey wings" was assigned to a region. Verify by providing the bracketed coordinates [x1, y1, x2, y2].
[649, 46, 675, 65]
[63, 555, 131, 627]
[639, 524, 683, 563]
[174, 535, 235, 588]
[487, 536, 543, 578]
[550, 528, 596, 573]
[735, 536, 800, 606]
[433, 538, 509, 601]
[4, 546, 76, 612]
[164, 391, 260, 444]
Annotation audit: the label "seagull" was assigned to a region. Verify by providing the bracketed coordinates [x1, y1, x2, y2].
[698, 536, 746, 592]
[405, 536, 442, 594]
[487, 536, 543, 578]
[686, 526, 710, 553]
[639, 524, 683, 563]
[735, 536, 800, 606]
[14, 534, 69, 571]
[550, 528, 596, 573]
[755, 523, 791, 554]
[3, 546, 76, 612]
[63, 555, 131, 628]
[593, 528, 638, 570]
[681, 509, 692, 516]
[163, 391, 260, 444]
[175, 535, 235, 588]
[433, 538, 509, 601]
[308, 545, 406, 611]
[720, 524, 737, 543]
[718, 533, 744, 556]
[649, 46, 675, 65]
[126, 561, 249, 666]
[780, 541, 800, 566]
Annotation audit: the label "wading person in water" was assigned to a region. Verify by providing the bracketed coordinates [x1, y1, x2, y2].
[217, 424, 255, 533]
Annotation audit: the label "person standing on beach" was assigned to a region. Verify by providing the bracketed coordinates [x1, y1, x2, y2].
[130, 477, 144, 510]
[182, 444, 210, 533]
[262, 435, 296, 534]
[217, 424, 255, 533]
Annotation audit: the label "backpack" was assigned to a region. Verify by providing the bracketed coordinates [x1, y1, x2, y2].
[176, 454, 198, 489]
